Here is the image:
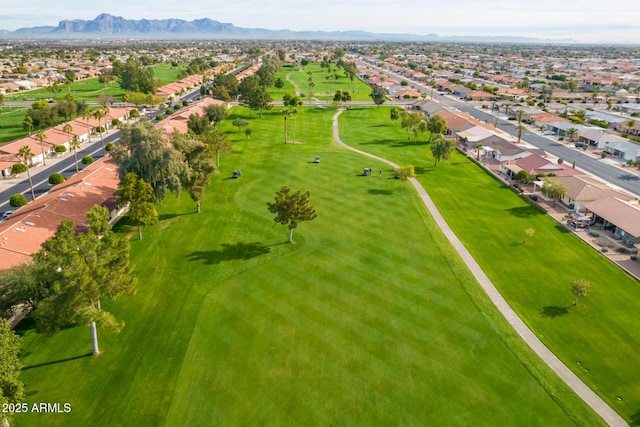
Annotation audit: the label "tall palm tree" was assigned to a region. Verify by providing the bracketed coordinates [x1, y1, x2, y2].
[82, 109, 93, 138]
[35, 129, 47, 166]
[92, 107, 107, 155]
[62, 123, 73, 155]
[23, 115, 34, 136]
[516, 124, 526, 144]
[566, 127, 579, 143]
[17, 145, 36, 201]
[69, 136, 81, 173]
[282, 109, 290, 144]
[290, 108, 298, 143]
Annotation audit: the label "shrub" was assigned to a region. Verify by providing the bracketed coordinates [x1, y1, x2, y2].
[616, 247, 631, 254]
[129, 109, 140, 118]
[54, 145, 67, 153]
[173, 104, 181, 110]
[11, 163, 26, 175]
[9, 194, 28, 207]
[588, 231, 600, 237]
[155, 114, 164, 121]
[105, 142, 114, 152]
[601, 247, 609, 253]
[48, 173, 65, 185]
[182, 100, 189, 106]
[166, 108, 174, 115]
[529, 195, 538, 201]
[94, 126, 105, 133]
[601, 151, 607, 158]
[81, 155, 94, 165]
[557, 158, 564, 164]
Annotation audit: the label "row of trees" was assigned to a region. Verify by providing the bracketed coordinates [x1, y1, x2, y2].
[389, 110, 455, 166]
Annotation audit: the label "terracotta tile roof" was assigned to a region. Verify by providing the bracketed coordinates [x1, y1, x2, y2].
[0, 158, 120, 270]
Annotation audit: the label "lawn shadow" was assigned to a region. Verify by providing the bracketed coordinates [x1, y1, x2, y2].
[368, 189, 393, 196]
[359, 139, 397, 146]
[630, 409, 640, 426]
[540, 305, 570, 318]
[413, 166, 432, 175]
[391, 140, 429, 148]
[22, 353, 92, 371]
[187, 242, 270, 265]
[554, 224, 571, 234]
[159, 212, 192, 221]
[506, 206, 544, 218]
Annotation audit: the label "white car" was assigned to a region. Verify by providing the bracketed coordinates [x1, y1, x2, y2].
[2, 210, 15, 219]
[543, 131, 556, 136]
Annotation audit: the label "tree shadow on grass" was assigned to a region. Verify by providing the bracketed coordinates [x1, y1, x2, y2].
[540, 305, 570, 318]
[159, 212, 192, 221]
[630, 409, 640, 426]
[506, 206, 544, 218]
[413, 166, 432, 175]
[368, 189, 393, 196]
[389, 139, 429, 148]
[187, 242, 271, 265]
[22, 353, 92, 371]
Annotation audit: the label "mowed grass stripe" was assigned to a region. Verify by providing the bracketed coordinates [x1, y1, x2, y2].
[16, 106, 602, 427]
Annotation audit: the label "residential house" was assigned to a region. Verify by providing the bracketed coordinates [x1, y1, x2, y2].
[411, 100, 443, 116]
[501, 153, 581, 179]
[529, 112, 569, 130]
[0, 158, 122, 270]
[578, 129, 628, 148]
[612, 119, 640, 137]
[584, 197, 640, 246]
[602, 141, 640, 162]
[553, 175, 634, 211]
[465, 90, 497, 101]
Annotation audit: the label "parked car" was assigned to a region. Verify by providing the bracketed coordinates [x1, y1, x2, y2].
[2, 210, 15, 219]
[543, 130, 555, 136]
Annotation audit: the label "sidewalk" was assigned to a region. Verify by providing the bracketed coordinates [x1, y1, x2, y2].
[331, 109, 628, 427]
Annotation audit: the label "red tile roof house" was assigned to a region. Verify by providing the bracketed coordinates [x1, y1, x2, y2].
[501, 153, 583, 180]
[396, 89, 421, 99]
[0, 158, 122, 270]
[156, 98, 226, 140]
[529, 112, 569, 130]
[0, 135, 56, 167]
[465, 90, 497, 101]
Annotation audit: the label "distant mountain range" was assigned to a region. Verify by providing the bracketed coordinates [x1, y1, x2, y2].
[0, 13, 573, 43]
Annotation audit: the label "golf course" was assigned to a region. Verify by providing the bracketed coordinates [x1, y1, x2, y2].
[12, 103, 624, 426]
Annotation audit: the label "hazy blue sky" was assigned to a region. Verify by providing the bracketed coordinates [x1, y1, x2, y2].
[1, 0, 638, 43]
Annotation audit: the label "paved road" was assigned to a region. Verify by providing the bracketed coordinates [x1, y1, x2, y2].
[456, 105, 640, 197]
[0, 87, 204, 214]
[331, 108, 628, 427]
[359, 59, 640, 198]
[0, 132, 118, 213]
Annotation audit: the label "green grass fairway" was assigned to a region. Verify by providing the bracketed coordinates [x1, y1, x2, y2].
[286, 64, 372, 101]
[14, 106, 604, 426]
[0, 107, 30, 143]
[338, 106, 640, 423]
[152, 64, 188, 86]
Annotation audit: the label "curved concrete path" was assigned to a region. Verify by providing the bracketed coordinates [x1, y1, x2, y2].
[331, 109, 628, 427]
